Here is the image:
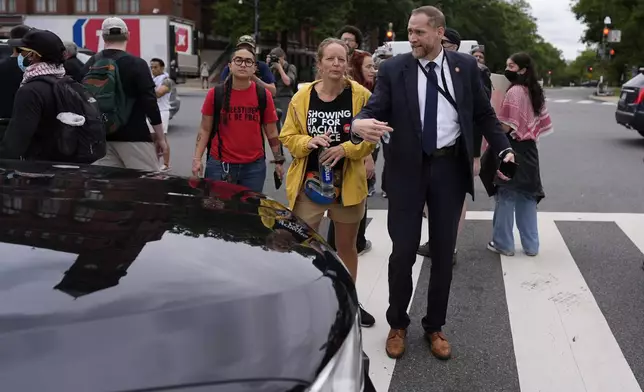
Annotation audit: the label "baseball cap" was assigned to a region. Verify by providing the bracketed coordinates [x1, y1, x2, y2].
[236, 35, 256, 50]
[8, 29, 65, 64]
[9, 25, 32, 45]
[102, 17, 129, 36]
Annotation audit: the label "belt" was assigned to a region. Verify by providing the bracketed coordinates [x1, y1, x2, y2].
[432, 144, 457, 158]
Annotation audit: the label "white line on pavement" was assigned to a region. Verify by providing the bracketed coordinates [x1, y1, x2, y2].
[553, 99, 572, 103]
[358, 210, 426, 392]
[358, 210, 644, 392]
[502, 217, 642, 392]
[577, 100, 595, 104]
[601, 101, 617, 105]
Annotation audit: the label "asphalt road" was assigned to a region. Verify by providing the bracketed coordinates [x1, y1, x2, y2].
[168, 87, 644, 392]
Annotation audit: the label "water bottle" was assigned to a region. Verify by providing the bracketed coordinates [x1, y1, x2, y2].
[318, 147, 335, 196]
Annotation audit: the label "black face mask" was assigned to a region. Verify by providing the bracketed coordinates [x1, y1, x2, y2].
[504, 69, 519, 82]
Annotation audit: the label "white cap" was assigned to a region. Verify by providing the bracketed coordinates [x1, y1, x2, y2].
[102, 17, 128, 36]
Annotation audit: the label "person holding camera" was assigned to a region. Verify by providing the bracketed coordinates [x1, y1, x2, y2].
[267, 47, 297, 130]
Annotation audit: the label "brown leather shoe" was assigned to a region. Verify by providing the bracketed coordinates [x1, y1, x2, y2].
[427, 331, 451, 360]
[385, 329, 407, 359]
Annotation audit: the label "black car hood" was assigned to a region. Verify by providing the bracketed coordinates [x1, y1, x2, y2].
[0, 161, 358, 392]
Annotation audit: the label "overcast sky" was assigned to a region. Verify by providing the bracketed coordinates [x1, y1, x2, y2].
[528, 0, 587, 60]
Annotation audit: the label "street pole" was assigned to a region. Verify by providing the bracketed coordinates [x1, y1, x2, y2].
[254, 0, 260, 53]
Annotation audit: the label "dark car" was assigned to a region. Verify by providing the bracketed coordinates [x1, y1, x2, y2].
[615, 73, 644, 137]
[0, 160, 371, 392]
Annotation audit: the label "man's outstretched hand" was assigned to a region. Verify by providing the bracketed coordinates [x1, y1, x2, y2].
[352, 119, 393, 143]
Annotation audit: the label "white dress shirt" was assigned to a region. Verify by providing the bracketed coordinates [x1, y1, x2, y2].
[418, 48, 460, 149]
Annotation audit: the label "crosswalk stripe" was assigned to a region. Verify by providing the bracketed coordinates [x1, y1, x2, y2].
[602, 101, 617, 105]
[553, 99, 571, 103]
[358, 210, 427, 392]
[503, 217, 641, 392]
[359, 210, 644, 392]
[577, 100, 595, 104]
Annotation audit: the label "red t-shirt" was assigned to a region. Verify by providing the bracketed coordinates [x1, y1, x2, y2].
[201, 82, 278, 163]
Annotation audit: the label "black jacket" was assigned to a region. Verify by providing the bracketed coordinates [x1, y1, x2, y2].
[0, 56, 25, 120]
[0, 77, 61, 161]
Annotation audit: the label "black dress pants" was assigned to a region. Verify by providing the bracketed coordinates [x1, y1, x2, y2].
[386, 152, 467, 332]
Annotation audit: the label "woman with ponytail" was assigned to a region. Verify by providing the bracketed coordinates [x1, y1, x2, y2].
[486, 52, 553, 257]
[192, 47, 284, 192]
[279, 38, 376, 327]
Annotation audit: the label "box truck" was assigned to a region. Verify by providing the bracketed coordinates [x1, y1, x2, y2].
[23, 15, 199, 77]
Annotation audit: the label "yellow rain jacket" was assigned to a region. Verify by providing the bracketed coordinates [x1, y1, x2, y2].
[279, 79, 376, 210]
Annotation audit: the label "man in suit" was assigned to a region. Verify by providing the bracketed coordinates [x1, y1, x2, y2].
[351, 5, 515, 360]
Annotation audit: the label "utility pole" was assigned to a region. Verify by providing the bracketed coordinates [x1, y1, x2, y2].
[239, 0, 260, 53]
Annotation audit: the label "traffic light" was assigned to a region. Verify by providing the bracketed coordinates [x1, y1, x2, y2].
[588, 66, 593, 72]
[385, 22, 394, 41]
[609, 48, 615, 57]
[548, 70, 552, 75]
[603, 27, 610, 37]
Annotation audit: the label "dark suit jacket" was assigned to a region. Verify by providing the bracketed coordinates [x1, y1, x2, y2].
[354, 51, 510, 198]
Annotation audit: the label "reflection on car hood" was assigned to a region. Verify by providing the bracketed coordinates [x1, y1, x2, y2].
[0, 160, 358, 392]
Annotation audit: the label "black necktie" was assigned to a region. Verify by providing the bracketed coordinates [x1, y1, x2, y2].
[422, 62, 438, 155]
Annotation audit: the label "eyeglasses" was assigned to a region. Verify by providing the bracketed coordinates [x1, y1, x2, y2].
[232, 57, 255, 67]
[442, 41, 457, 50]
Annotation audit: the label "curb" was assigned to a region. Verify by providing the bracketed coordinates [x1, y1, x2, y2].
[588, 95, 618, 103]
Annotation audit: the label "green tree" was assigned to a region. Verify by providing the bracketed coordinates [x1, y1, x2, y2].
[572, 0, 644, 83]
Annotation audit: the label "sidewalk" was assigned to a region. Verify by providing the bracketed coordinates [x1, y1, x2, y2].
[176, 78, 209, 96]
[588, 94, 619, 103]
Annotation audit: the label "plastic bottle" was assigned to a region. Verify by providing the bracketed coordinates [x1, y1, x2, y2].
[318, 146, 335, 196]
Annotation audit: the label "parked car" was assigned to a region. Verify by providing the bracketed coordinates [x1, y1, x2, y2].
[77, 49, 181, 120]
[615, 73, 644, 137]
[0, 160, 372, 392]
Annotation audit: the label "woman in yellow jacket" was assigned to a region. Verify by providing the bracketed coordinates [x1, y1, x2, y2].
[279, 37, 376, 327]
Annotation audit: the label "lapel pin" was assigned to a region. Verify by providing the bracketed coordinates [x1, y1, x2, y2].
[455, 67, 460, 73]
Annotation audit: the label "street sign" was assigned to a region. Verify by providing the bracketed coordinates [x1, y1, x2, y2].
[607, 30, 621, 43]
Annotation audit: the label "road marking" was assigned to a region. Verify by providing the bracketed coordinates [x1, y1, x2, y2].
[502, 216, 642, 392]
[553, 99, 571, 103]
[601, 101, 617, 105]
[358, 210, 426, 392]
[359, 210, 644, 392]
[577, 100, 595, 104]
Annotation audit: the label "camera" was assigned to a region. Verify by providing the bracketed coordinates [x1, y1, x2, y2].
[269, 54, 280, 64]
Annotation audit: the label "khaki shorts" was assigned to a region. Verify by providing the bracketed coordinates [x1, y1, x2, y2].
[93, 142, 160, 172]
[293, 192, 366, 226]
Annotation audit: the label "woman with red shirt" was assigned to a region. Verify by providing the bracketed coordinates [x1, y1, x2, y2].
[192, 47, 284, 192]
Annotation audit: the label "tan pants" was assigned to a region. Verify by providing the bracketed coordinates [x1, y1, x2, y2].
[293, 191, 366, 226]
[93, 142, 160, 172]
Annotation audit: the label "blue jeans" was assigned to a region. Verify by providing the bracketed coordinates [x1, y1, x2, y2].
[204, 157, 266, 193]
[492, 186, 539, 255]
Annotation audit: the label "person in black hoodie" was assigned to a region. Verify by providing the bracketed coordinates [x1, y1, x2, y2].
[0, 29, 67, 161]
[63, 41, 85, 82]
[0, 25, 31, 141]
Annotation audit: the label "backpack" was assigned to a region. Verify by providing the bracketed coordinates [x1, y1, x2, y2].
[82, 51, 134, 135]
[207, 82, 267, 160]
[29, 76, 106, 164]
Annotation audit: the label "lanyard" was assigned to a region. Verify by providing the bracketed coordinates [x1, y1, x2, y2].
[417, 56, 458, 111]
